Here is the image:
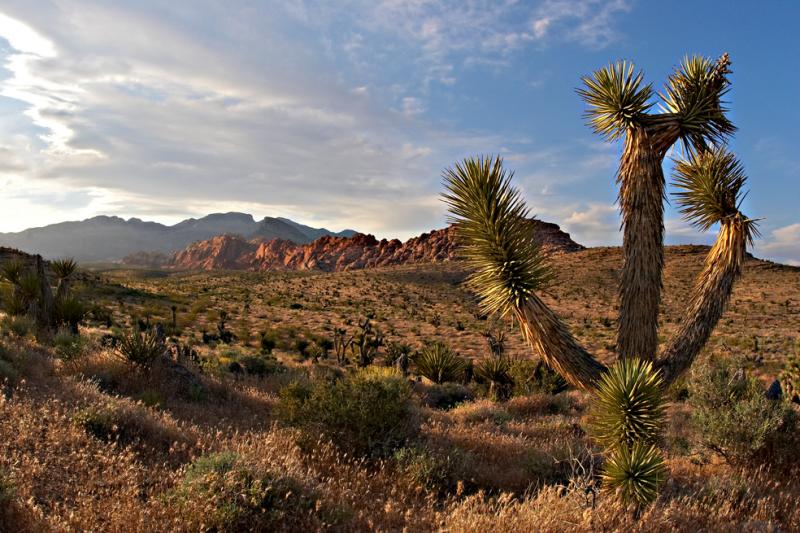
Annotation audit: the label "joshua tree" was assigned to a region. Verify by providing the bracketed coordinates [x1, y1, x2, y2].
[442, 54, 756, 390]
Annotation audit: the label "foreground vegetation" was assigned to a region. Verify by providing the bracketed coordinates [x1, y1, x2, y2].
[0, 245, 798, 531]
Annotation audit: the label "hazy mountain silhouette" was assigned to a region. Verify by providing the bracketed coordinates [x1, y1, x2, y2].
[0, 212, 356, 261]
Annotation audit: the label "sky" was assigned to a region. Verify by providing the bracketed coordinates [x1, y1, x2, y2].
[0, 0, 798, 265]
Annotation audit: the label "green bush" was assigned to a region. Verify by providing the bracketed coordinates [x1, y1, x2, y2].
[780, 346, 800, 403]
[688, 358, 796, 465]
[52, 328, 86, 361]
[1, 315, 34, 338]
[413, 342, 465, 384]
[171, 452, 326, 531]
[240, 355, 285, 376]
[393, 446, 465, 492]
[419, 382, 475, 409]
[278, 370, 418, 457]
[509, 359, 568, 396]
[116, 328, 164, 369]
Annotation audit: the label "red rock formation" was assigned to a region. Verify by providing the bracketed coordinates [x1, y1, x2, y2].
[166, 220, 583, 272]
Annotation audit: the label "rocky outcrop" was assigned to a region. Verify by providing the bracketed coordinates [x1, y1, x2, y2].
[165, 219, 583, 272]
[169, 234, 259, 270]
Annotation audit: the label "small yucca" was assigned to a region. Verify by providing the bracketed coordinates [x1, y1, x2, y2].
[590, 358, 665, 449]
[116, 328, 164, 369]
[413, 342, 465, 384]
[475, 355, 513, 401]
[601, 441, 666, 507]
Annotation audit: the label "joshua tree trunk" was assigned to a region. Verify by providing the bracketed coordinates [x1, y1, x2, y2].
[515, 296, 607, 390]
[34, 255, 55, 330]
[656, 215, 750, 384]
[616, 127, 667, 361]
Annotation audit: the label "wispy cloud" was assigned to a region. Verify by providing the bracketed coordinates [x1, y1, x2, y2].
[756, 223, 800, 266]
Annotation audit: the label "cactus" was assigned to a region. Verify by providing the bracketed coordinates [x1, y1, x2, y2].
[442, 54, 755, 390]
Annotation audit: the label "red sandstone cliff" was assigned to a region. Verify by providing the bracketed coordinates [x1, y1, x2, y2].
[162, 220, 582, 272]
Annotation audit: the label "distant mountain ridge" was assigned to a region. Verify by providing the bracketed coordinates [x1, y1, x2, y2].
[164, 219, 584, 272]
[0, 213, 356, 262]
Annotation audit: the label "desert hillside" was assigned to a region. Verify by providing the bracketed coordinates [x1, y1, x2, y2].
[1, 242, 798, 530]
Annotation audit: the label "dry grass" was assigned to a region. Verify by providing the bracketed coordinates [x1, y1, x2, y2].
[0, 249, 798, 531]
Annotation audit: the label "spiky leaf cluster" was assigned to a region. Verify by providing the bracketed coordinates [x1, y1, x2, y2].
[672, 146, 754, 234]
[413, 342, 465, 384]
[442, 156, 553, 318]
[660, 54, 735, 151]
[577, 60, 653, 140]
[601, 442, 666, 507]
[0, 259, 24, 285]
[116, 329, 164, 369]
[51, 258, 77, 279]
[590, 358, 665, 449]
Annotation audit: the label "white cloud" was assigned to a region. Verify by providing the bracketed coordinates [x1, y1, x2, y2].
[0, 1, 630, 243]
[756, 223, 800, 266]
[531, 0, 631, 48]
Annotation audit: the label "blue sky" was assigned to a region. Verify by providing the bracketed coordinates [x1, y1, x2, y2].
[0, 0, 798, 264]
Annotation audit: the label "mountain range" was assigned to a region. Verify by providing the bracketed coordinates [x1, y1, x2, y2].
[0, 213, 356, 262]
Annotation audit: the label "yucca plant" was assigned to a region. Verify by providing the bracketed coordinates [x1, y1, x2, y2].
[601, 441, 666, 508]
[55, 296, 86, 335]
[0, 259, 24, 285]
[475, 355, 513, 401]
[51, 258, 77, 301]
[413, 342, 465, 384]
[443, 53, 755, 391]
[590, 358, 665, 449]
[116, 328, 164, 369]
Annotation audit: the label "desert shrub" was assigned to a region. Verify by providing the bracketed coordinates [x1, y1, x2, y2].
[1, 315, 34, 338]
[475, 356, 513, 401]
[240, 355, 285, 376]
[688, 357, 796, 465]
[419, 382, 475, 409]
[780, 346, 800, 403]
[394, 445, 466, 493]
[52, 328, 86, 361]
[509, 359, 568, 396]
[170, 452, 325, 531]
[278, 370, 418, 457]
[414, 342, 465, 384]
[259, 332, 277, 355]
[116, 328, 164, 369]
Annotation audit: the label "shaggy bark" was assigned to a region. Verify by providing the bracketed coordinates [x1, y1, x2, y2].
[515, 297, 607, 391]
[656, 216, 749, 385]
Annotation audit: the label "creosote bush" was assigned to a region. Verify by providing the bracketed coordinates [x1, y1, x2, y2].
[278, 368, 418, 458]
[170, 452, 326, 531]
[688, 357, 797, 466]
